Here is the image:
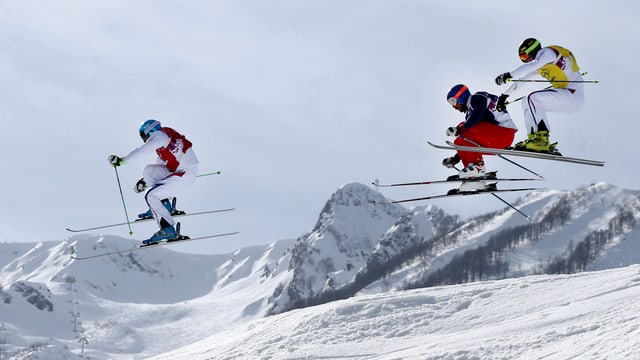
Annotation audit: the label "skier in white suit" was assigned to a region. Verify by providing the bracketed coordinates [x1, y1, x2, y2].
[109, 119, 199, 244]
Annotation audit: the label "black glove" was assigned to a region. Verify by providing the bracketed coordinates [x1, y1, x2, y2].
[496, 94, 509, 112]
[445, 126, 460, 137]
[108, 155, 124, 167]
[134, 178, 147, 193]
[495, 72, 512, 86]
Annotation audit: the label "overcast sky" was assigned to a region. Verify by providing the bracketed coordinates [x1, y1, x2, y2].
[1, 1, 638, 254]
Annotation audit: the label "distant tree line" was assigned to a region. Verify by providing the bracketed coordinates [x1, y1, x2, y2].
[545, 206, 638, 274]
[405, 196, 573, 289]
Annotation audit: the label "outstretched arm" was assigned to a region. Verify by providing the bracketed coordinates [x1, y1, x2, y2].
[502, 48, 557, 96]
[123, 131, 170, 163]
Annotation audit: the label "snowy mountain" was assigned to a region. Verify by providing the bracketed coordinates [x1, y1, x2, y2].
[269, 182, 640, 314]
[1, 182, 639, 359]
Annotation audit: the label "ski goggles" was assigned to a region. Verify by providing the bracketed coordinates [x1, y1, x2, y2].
[519, 40, 540, 62]
[519, 52, 532, 62]
[447, 85, 468, 106]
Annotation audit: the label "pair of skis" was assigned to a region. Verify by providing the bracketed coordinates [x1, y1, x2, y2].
[372, 140, 605, 216]
[68, 208, 238, 260]
[372, 173, 540, 220]
[372, 174, 544, 204]
[429, 141, 605, 167]
[70, 231, 240, 260]
[66, 208, 235, 232]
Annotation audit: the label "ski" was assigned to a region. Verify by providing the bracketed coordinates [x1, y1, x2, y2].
[371, 187, 544, 205]
[372, 173, 542, 188]
[70, 231, 240, 260]
[428, 141, 605, 167]
[66, 208, 235, 233]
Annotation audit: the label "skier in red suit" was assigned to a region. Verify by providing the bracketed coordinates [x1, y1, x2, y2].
[443, 84, 518, 192]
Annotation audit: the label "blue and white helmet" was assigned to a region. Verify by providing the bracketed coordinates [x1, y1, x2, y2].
[446, 84, 470, 107]
[139, 119, 162, 142]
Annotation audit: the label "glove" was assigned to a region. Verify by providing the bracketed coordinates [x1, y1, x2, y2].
[134, 178, 147, 193]
[108, 155, 124, 167]
[442, 154, 460, 169]
[495, 72, 512, 86]
[445, 126, 460, 137]
[496, 94, 509, 112]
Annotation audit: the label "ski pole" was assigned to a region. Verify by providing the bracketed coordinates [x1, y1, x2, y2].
[459, 135, 545, 179]
[197, 171, 221, 177]
[506, 85, 553, 106]
[453, 166, 532, 221]
[509, 79, 598, 84]
[506, 93, 537, 106]
[490, 191, 532, 221]
[452, 166, 532, 219]
[113, 166, 134, 236]
[505, 72, 591, 106]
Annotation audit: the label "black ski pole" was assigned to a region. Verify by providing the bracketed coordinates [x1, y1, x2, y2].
[459, 135, 545, 179]
[506, 86, 551, 106]
[197, 171, 221, 177]
[509, 79, 598, 84]
[505, 71, 598, 106]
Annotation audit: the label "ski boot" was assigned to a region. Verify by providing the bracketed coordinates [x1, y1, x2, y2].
[141, 223, 189, 246]
[447, 170, 497, 181]
[137, 209, 153, 220]
[167, 222, 189, 242]
[137, 198, 184, 220]
[142, 223, 179, 246]
[456, 162, 486, 193]
[450, 161, 487, 180]
[142, 225, 177, 246]
[513, 131, 561, 155]
[448, 182, 497, 195]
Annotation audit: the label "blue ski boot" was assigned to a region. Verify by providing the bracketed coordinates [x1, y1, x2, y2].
[142, 225, 178, 246]
[137, 198, 175, 220]
[137, 209, 153, 220]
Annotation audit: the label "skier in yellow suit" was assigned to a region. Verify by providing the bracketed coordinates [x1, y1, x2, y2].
[494, 38, 584, 155]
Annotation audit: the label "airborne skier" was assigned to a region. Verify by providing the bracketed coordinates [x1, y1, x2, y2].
[442, 84, 518, 192]
[494, 38, 584, 154]
[108, 119, 199, 245]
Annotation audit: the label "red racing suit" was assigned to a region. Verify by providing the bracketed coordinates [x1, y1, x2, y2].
[454, 91, 518, 166]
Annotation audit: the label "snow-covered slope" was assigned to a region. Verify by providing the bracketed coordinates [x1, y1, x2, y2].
[1, 182, 639, 359]
[0, 235, 295, 359]
[150, 264, 640, 360]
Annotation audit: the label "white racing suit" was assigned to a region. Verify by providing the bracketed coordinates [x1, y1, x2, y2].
[124, 128, 199, 229]
[503, 46, 584, 134]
